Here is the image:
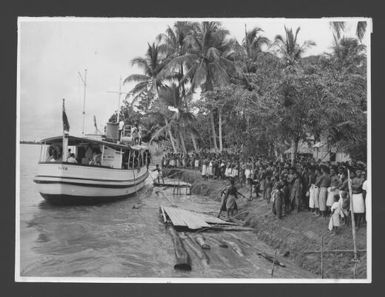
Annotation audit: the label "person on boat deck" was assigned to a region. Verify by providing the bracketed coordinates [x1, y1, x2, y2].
[152, 164, 164, 184]
[89, 151, 101, 166]
[67, 153, 77, 163]
[217, 178, 239, 219]
[118, 120, 124, 140]
[47, 145, 58, 161]
[81, 145, 93, 165]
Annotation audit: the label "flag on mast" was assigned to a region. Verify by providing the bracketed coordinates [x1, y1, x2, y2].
[62, 99, 70, 134]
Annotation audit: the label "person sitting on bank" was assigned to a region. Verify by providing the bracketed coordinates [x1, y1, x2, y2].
[67, 153, 77, 163]
[152, 164, 164, 184]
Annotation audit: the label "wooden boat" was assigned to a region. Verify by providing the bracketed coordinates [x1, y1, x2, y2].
[33, 134, 150, 205]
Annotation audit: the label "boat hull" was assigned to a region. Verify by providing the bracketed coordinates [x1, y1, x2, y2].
[34, 162, 149, 205]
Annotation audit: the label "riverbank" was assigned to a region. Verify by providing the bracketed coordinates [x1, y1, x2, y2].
[163, 168, 367, 279]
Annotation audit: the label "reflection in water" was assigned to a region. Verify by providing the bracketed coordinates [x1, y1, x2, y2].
[19, 144, 314, 278]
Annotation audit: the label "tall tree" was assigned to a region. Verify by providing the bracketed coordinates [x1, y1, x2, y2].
[156, 84, 199, 153]
[157, 22, 194, 100]
[124, 43, 167, 112]
[242, 26, 270, 72]
[166, 21, 236, 151]
[273, 26, 315, 164]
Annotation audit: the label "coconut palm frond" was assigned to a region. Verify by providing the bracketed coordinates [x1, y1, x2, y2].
[130, 57, 151, 74]
[191, 61, 207, 90]
[330, 21, 345, 40]
[124, 74, 150, 84]
[150, 125, 169, 143]
[128, 81, 148, 96]
[356, 21, 367, 42]
[207, 47, 221, 60]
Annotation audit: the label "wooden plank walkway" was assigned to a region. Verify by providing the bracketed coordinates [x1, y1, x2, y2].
[153, 182, 191, 188]
[161, 206, 235, 230]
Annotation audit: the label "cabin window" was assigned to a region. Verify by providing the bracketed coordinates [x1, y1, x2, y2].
[40, 144, 62, 162]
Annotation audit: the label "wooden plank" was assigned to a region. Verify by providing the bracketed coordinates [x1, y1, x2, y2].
[198, 213, 235, 225]
[162, 206, 246, 230]
[178, 208, 210, 230]
[163, 207, 187, 227]
[160, 206, 167, 223]
[167, 224, 191, 271]
[154, 182, 191, 188]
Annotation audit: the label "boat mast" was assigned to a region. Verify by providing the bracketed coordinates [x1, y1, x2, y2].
[117, 76, 122, 123]
[107, 76, 128, 123]
[78, 69, 87, 136]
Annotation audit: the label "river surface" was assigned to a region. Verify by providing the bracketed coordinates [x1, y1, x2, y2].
[19, 144, 314, 279]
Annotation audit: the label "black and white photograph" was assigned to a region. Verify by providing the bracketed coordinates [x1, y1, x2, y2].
[16, 17, 371, 283]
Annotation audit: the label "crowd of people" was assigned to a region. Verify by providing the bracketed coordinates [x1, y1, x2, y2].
[161, 151, 368, 233]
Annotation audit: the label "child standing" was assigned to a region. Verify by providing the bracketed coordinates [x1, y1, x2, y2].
[328, 194, 344, 234]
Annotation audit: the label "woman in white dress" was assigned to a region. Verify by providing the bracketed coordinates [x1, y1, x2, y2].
[208, 160, 213, 178]
[194, 158, 200, 169]
[350, 170, 365, 228]
[326, 168, 339, 211]
[201, 158, 207, 177]
[232, 164, 238, 180]
[245, 162, 251, 185]
[362, 173, 369, 224]
[225, 162, 231, 179]
[308, 167, 317, 213]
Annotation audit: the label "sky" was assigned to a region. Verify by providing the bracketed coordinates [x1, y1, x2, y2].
[18, 17, 371, 141]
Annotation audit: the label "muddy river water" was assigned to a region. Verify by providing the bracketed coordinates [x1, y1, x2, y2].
[19, 144, 314, 279]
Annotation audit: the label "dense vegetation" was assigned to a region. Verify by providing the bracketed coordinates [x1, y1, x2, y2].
[110, 21, 367, 162]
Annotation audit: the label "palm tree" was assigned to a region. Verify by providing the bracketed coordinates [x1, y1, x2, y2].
[242, 26, 270, 72]
[273, 26, 315, 165]
[273, 26, 316, 67]
[157, 22, 194, 103]
[330, 21, 367, 42]
[165, 21, 236, 152]
[147, 100, 178, 153]
[124, 43, 167, 111]
[329, 37, 366, 72]
[157, 84, 199, 153]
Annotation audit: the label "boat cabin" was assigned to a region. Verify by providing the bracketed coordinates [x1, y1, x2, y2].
[39, 135, 150, 170]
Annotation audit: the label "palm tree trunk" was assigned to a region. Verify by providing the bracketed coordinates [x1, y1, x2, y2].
[291, 138, 299, 166]
[165, 118, 177, 153]
[210, 112, 218, 152]
[179, 129, 187, 154]
[191, 132, 198, 152]
[218, 107, 223, 152]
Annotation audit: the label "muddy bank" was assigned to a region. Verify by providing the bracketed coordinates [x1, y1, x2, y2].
[163, 168, 367, 279]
